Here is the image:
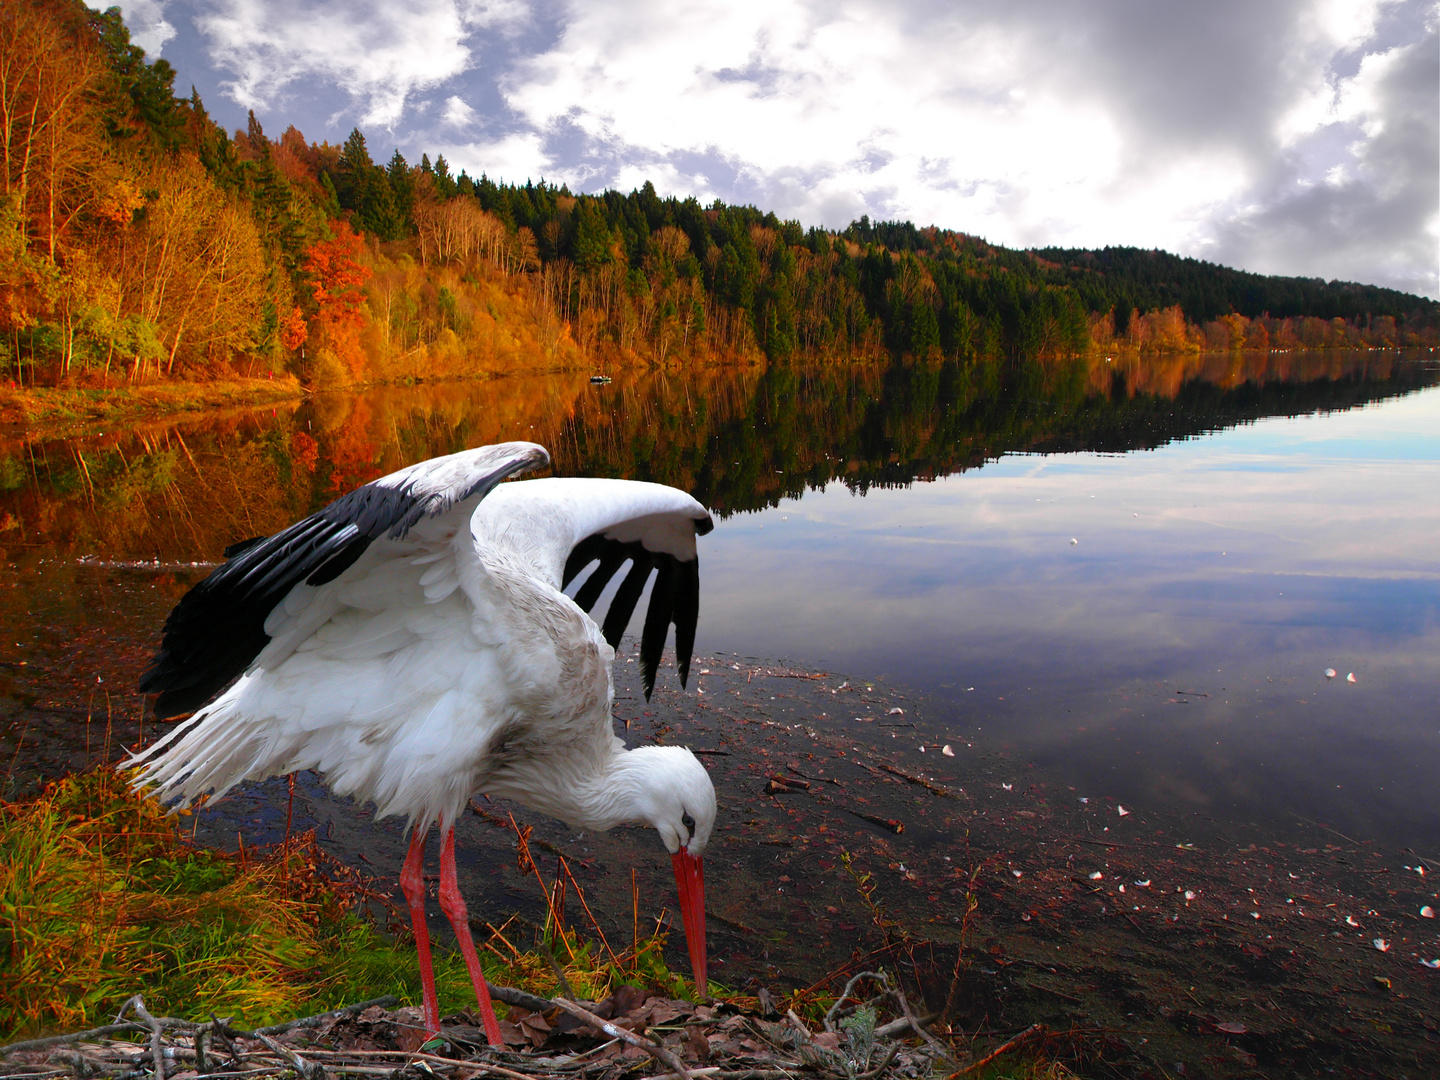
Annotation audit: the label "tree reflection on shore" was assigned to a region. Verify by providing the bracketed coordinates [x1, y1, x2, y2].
[1, 349, 1433, 562]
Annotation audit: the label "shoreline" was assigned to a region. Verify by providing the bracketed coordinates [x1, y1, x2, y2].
[0, 377, 307, 436]
[3, 344, 1428, 440]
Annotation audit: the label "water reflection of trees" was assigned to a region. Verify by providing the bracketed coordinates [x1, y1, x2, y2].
[2, 350, 1434, 560]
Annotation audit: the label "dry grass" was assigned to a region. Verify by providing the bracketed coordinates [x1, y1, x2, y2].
[0, 771, 703, 1043]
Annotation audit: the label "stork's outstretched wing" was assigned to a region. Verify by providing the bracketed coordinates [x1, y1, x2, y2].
[139, 442, 550, 718]
[472, 477, 714, 698]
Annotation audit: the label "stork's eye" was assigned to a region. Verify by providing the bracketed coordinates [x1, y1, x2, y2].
[682, 813, 696, 833]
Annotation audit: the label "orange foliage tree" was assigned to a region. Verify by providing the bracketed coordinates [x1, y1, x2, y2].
[301, 220, 371, 383]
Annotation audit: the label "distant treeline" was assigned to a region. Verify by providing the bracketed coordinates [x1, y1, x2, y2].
[2, 0, 1437, 389]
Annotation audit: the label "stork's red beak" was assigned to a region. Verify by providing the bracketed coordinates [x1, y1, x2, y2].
[671, 849, 707, 994]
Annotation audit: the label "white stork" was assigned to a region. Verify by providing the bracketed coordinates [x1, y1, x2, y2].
[125, 442, 716, 1045]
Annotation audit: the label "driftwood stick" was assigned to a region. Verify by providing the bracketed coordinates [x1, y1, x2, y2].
[1, 1025, 153, 1058]
[951, 1023, 1046, 1076]
[553, 998, 692, 1080]
[874, 1012, 939, 1040]
[289, 1050, 538, 1080]
[823, 971, 888, 1033]
[890, 986, 951, 1063]
[855, 1042, 902, 1079]
[0, 997, 400, 1060]
[254, 1035, 323, 1080]
[482, 985, 556, 1014]
[243, 996, 400, 1037]
[115, 997, 164, 1080]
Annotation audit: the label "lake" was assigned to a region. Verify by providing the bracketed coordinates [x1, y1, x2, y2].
[2, 348, 1437, 853]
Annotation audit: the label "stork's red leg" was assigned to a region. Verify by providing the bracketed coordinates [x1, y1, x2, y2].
[399, 825, 442, 1036]
[437, 826, 504, 1047]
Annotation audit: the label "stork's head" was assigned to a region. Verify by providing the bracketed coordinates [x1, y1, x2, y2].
[629, 746, 714, 995]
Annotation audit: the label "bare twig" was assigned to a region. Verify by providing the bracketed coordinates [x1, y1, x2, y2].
[950, 1023, 1046, 1076]
[286, 1049, 538, 1080]
[874, 1012, 939, 1040]
[823, 971, 889, 1032]
[890, 985, 951, 1064]
[245, 996, 400, 1037]
[254, 1035, 324, 1080]
[553, 998, 692, 1080]
[856, 1043, 902, 1079]
[114, 997, 164, 1080]
[2, 1025, 152, 1058]
[487, 985, 558, 1014]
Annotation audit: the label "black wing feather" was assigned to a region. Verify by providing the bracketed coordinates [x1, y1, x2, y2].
[140, 445, 547, 719]
[602, 554, 654, 650]
[563, 529, 706, 701]
[639, 559, 676, 699]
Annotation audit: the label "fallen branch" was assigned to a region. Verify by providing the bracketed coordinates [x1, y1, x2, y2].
[950, 1023, 1046, 1076]
[254, 1034, 324, 1080]
[823, 971, 889, 1033]
[115, 995, 164, 1080]
[2, 1024, 155, 1058]
[553, 998, 692, 1080]
[246, 996, 400, 1037]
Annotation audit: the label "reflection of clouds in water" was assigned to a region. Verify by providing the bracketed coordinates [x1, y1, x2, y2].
[695, 385, 1440, 843]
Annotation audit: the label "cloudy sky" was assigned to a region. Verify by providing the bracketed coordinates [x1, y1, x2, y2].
[115, 0, 1438, 297]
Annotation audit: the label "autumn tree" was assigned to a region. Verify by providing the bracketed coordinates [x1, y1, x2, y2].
[301, 219, 372, 382]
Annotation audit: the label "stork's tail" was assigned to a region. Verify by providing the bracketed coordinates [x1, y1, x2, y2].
[122, 692, 273, 808]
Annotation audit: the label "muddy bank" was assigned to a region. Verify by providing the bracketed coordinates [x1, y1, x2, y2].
[4, 632, 1438, 1078]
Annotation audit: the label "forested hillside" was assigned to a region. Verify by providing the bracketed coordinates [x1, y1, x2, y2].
[3, 0, 1436, 392]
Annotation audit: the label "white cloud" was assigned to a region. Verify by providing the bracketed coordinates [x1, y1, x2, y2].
[116, 0, 177, 54]
[165, 0, 1435, 293]
[192, 0, 526, 129]
[437, 131, 548, 184]
[442, 95, 478, 127]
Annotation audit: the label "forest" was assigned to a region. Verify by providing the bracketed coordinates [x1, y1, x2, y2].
[3, 0, 1438, 391]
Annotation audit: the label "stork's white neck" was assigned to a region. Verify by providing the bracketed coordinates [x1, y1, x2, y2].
[487, 743, 716, 856]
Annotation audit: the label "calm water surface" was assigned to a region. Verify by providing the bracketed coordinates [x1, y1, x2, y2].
[699, 383, 1440, 847]
[3, 349, 1437, 848]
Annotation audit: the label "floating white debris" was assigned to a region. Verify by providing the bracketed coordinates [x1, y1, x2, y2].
[1422, 906, 1436, 919]
[1373, 938, 1390, 952]
[1118, 884, 1126, 893]
[1422, 959, 1440, 969]
[1184, 890, 1197, 901]
[1070, 538, 1078, 545]
[942, 745, 955, 757]
[1325, 668, 1337, 679]
[887, 707, 904, 715]
[1012, 870, 1023, 878]
[1089, 871, 1104, 880]
[1117, 805, 1130, 816]
[1346, 915, 1360, 927]
[1251, 912, 1261, 919]
[1002, 783, 1013, 791]
[1346, 672, 1356, 683]
[700, 669, 711, 675]
[918, 745, 926, 753]
[1079, 797, 1089, 804]
[1135, 880, 1150, 887]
